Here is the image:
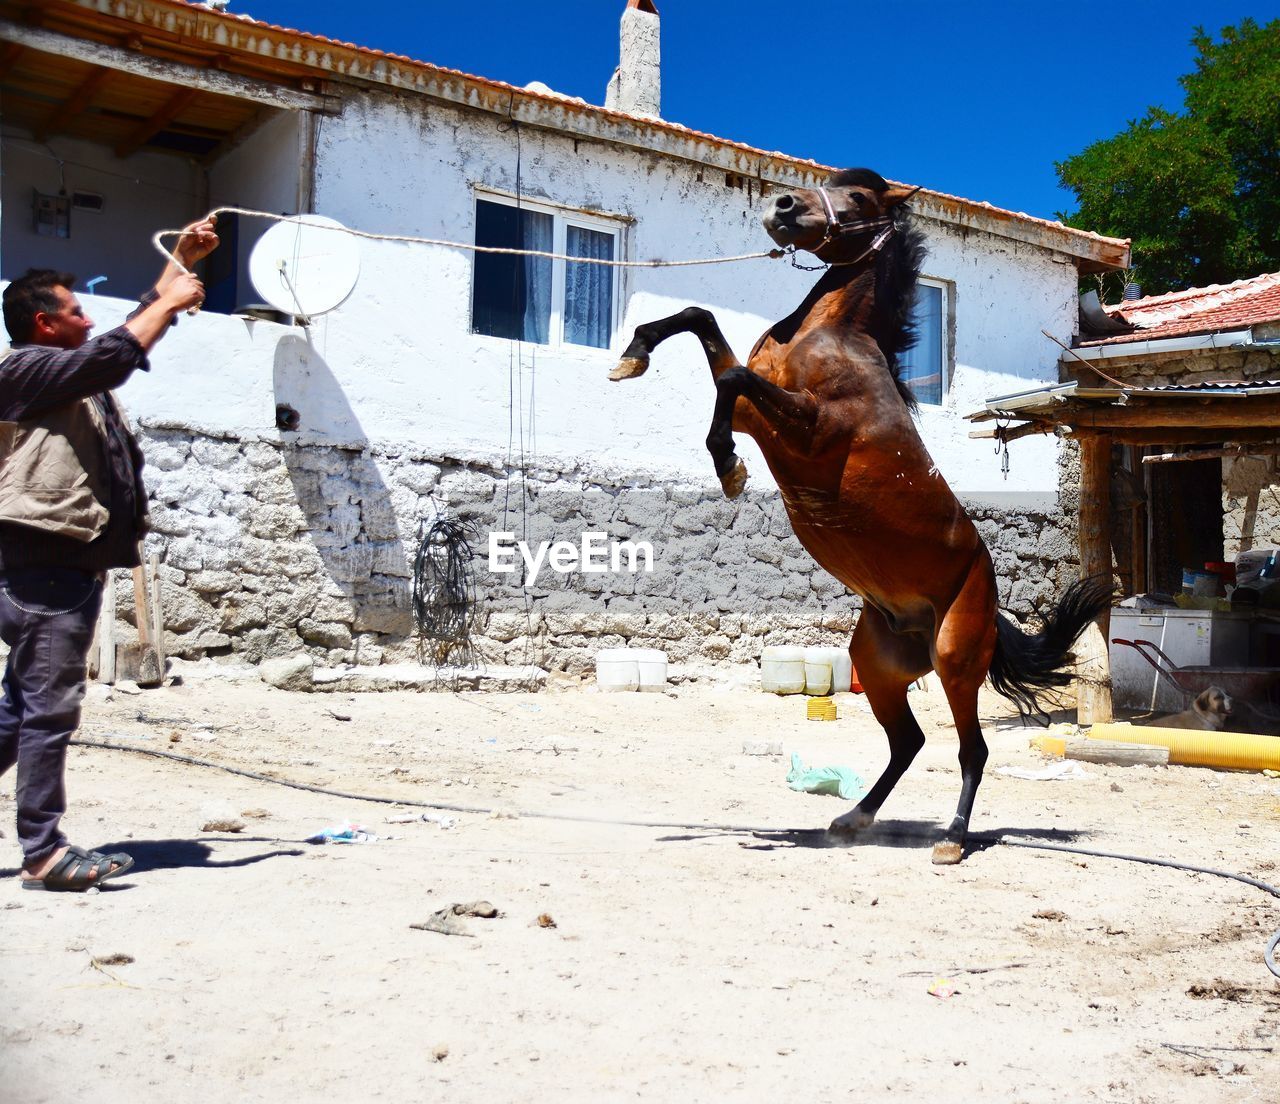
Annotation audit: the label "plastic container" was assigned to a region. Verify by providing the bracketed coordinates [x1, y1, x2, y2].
[828, 647, 853, 694]
[803, 646, 833, 695]
[595, 649, 640, 692]
[632, 648, 668, 692]
[760, 646, 806, 695]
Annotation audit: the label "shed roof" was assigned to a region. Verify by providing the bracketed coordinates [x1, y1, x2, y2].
[1082, 273, 1280, 348]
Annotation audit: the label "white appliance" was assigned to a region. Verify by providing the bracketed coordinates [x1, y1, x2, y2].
[1109, 607, 1252, 713]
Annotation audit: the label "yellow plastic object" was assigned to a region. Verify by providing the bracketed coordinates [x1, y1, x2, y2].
[1088, 723, 1280, 772]
[1030, 735, 1067, 757]
[806, 696, 837, 721]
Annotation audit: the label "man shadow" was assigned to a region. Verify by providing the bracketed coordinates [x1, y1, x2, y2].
[1, 836, 305, 888]
[272, 334, 413, 648]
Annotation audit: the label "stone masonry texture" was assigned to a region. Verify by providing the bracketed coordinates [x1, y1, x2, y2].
[123, 424, 1080, 675]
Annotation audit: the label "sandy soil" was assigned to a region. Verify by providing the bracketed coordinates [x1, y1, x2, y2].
[2, 670, 1278, 1103]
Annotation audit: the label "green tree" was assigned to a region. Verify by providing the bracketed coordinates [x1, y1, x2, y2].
[1056, 18, 1280, 297]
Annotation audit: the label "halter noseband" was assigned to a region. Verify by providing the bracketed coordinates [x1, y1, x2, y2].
[810, 184, 922, 265]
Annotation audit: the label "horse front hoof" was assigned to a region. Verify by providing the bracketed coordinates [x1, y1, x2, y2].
[826, 808, 874, 846]
[720, 458, 748, 499]
[931, 840, 964, 865]
[609, 356, 650, 381]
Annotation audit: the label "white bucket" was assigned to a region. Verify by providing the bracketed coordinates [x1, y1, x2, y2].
[632, 648, 668, 692]
[803, 646, 833, 696]
[596, 649, 640, 692]
[761, 645, 806, 695]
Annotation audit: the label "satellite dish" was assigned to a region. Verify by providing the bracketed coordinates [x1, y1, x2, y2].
[247, 214, 360, 318]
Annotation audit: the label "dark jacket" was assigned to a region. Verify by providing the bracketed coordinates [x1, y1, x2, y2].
[0, 314, 152, 573]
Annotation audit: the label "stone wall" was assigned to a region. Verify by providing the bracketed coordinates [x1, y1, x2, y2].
[123, 423, 1081, 675]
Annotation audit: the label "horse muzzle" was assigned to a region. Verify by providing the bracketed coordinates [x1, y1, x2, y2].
[762, 194, 822, 248]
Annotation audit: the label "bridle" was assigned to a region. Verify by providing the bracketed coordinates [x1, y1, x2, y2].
[796, 184, 922, 269]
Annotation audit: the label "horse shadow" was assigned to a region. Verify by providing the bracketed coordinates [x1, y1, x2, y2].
[272, 334, 414, 649]
[658, 819, 1088, 860]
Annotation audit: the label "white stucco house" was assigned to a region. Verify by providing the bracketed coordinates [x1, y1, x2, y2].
[0, 0, 1129, 678]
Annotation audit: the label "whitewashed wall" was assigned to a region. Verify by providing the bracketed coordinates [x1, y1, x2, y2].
[294, 91, 1073, 503]
[0, 134, 200, 300]
[207, 110, 304, 311]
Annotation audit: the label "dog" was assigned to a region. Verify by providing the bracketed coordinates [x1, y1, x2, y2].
[1145, 686, 1234, 730]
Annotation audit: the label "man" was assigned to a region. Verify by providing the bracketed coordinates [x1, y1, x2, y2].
[1, 218, 217, 890]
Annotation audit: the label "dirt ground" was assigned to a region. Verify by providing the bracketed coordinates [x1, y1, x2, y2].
[2, 667, 1278, 1103]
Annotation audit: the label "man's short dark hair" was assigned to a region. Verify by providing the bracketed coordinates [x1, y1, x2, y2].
[4, 269, 76, 344]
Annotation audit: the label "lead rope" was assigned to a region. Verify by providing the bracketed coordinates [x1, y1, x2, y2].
[152, 205, 789, 278]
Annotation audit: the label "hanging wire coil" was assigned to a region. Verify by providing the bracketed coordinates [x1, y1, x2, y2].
[412, 515, 480, 667]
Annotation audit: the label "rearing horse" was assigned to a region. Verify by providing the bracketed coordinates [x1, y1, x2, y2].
[610, 168, 1108, 864]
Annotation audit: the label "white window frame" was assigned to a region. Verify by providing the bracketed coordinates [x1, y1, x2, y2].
[470, 188, 627, 351]
[902, 276, 952, 406]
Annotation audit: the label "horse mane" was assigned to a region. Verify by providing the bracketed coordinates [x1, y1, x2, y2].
[827, 168, 927, 412]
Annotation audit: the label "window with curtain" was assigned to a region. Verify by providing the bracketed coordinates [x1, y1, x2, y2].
[471, 196, 621, 349]
[899, 280, 948, 405]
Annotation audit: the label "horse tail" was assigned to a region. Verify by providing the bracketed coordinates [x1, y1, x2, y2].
[987, 577, 1113, 724]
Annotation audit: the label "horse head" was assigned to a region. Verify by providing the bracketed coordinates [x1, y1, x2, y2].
[762, 168, 919, 264]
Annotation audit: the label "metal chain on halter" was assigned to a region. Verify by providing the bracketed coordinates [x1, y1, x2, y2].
[783, 186, 905, 272]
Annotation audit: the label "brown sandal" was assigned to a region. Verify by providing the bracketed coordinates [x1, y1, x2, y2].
[21, 845, 134, 892]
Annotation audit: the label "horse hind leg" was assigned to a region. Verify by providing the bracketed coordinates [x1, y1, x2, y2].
[929, 673, 989, 865]
[930, 560, 999, 865]
[828, 609, 930, 841]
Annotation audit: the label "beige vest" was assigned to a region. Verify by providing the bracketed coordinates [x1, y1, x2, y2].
[0, 348, 113, 543]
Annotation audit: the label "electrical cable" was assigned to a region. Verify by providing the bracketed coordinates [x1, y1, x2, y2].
[69, 736, 1280, 978]
[411, 515, 480, 667]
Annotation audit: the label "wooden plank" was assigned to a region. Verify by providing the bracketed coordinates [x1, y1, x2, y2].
[98, 571, 116, 685]
[1070, 427, 1280, 447]
[1141, 443, 1280, 465]
[34, 62, 111, 140]
[968, 421, 1054, 442]
[1060, 397, 1280, 430]
[115, 84, 198, 158]
[0, 18, 330, 112]
[1076, 434, 1113, 724]
[149, 552, 164, 674]
[1064, 740, 1168, 766]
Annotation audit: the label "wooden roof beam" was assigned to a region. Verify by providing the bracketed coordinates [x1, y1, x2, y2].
[115, 84, 197, 158]
[0, 18, 333, 112]
[34, 63, 111, 141]
[1057, 398, 1280, 430]
[0, 39, 24, 76]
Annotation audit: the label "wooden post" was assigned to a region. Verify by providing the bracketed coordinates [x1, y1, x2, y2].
[98, 571, 117, 685]
[149, 552, 165, 674]
[1077, 435, 1114, 724]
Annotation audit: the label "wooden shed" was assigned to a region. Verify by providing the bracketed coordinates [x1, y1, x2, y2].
[970, 273, 1280, 721]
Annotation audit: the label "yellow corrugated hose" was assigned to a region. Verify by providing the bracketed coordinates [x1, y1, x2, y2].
[1087, 724, 1280, 772]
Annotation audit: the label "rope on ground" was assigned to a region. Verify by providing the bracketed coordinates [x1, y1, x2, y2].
[69, 738, 773, 833]
[153, 206, 787, 275]
[70, 737, 1280, 978]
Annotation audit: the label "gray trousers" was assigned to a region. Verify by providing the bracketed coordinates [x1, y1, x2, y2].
[0, 568, 102, 866]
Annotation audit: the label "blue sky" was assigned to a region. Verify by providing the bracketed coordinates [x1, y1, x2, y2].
[240, 1, 1274, 223]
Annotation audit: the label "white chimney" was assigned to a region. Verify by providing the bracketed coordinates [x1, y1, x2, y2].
[605, 0, 661, 119]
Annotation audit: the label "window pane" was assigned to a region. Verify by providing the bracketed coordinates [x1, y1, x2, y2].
[900, 284, 944, 405]
[472, 200, 552, 343]
[564, 226, 615, 348]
